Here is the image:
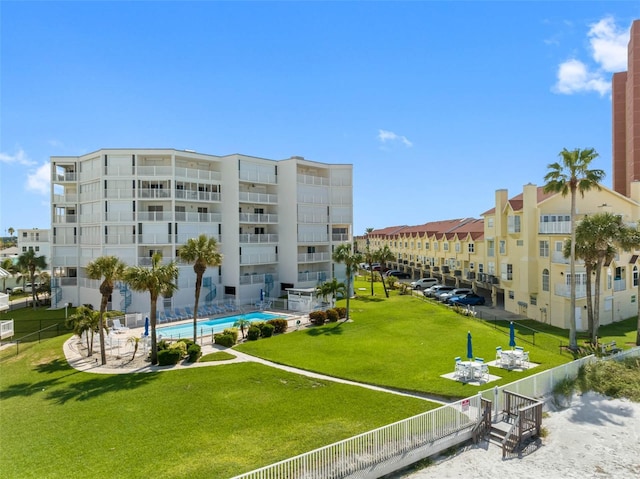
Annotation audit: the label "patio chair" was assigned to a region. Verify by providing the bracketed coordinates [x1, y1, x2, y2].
[224, 302, 237, 312]
[211, 304, 225, 314]
[164, 310, 178, 321]
[495, 346, 502, 361]
[479, 363, 490, 381]
[157, 311, 168, 323]
[453, 357, 465, 379]
[474, 357, 484, 363]
[112, 318, 129, 333]
[520, 351, 530, 368]
[175, 308, 189, 319]
[184, 306, 194, 317]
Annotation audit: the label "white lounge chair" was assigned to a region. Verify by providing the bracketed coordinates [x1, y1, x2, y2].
[112, 319, 129, 333]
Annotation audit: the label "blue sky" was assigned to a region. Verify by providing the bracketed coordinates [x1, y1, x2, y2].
[1, 1, 639, 238]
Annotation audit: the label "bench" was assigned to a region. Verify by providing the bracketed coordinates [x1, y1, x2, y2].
[601, 340, 622, 355]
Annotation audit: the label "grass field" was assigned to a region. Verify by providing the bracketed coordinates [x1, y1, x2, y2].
[1, 278, 637, 477]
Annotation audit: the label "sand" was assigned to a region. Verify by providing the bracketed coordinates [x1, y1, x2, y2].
[395, 392, 640, 479]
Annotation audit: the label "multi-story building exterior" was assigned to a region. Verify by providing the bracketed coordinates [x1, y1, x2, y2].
[17, 228, 51, 268]
[50, 149, 352, 313]
[612, 19, 640, 197]
[366, 183, 640, 331]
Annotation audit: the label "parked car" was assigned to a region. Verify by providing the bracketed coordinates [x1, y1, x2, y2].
[440, 288, 474, 303]
[449, 293, 486, 306]
[24, 282, 42, 293]
[410, 278, 439, 290]
[433, 286, 458, 301]
[385, 270, 411, 279]
[424, 285, 454, 298]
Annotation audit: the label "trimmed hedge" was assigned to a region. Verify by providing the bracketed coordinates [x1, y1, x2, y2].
[214, 333, 236, 348]
[326, 309, 339, 322]
[187, 343, 202, 362]
[260, 323, 275, 338]
[335, 307, 347, 319]
[158, 348, 182, 366]
[309, 310, 326, 325]
[266, 318, 288, 334]
[247, 325, 261, 341]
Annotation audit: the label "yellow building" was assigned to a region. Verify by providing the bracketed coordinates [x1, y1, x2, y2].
[364, 182, 640, 331]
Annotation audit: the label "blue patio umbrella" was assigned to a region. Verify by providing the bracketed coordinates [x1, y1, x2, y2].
[509, 321, 516, 349]
[260, 288, 264, 301]
[144, 316, 149, 337]
[467, 331, 473, 360]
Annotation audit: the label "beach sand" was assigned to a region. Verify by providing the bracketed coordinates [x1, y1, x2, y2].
[394, 392, 640, 479]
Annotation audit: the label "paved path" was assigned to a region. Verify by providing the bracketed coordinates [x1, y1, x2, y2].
[62, 332, 449, 405]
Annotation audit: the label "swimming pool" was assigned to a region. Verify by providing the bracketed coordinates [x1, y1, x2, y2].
[157, 311, 282, 339]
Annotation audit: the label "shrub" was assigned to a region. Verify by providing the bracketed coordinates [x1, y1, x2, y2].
[267, 318, 288, 334]
[214, 333, 235, 348]
[309, 310, 327, 325]
[326, 309, 339, 322]
[260, 323, 275, 338]
[179, 338, 195, 349]
[169, 341, 187, 358]
[186, 343, 202, 362]
[222, 328, 239, 344]
[157, 348, 182, 366]
[157, 339, 170, 351]
[335, 307, 347, 319]
[247, 325, 261, 341]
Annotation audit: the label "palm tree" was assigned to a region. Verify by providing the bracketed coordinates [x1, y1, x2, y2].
[374, 245, 396, 298]
[233, 317, 251, 339]
[316, 277, 346, 308]
[543, 148, 605, 349]
[16, 250, 47, 309]
[178, 234, 223, 343]
[124, 253, 178, 365]
[86, 256, 127, 365]
[364, 228, 375, 296]
[66, 305, 100, 356]
[8, 227, 14, 240]
[332, 243, 363, 322]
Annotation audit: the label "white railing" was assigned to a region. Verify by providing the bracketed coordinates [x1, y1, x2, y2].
[53, 215, 77, 224]
[55, 172, 77, 182]
[238, 191, 278, 203]
[613, 279, 626, 292]
[298, 252, 330, 262]
[239, 234, 279, 244]
[298, 214, 329, 223]
[332, 234, 350, 242]
[239, 170, 277, 184]
[176, 233, 221, 244]
[105, 189, 135, 199]
[297, 173, 330, 186]
[137, 188, 171, 199]
[298, 233, 329, 243]
[554, 284, 589, 298]
[53, 193, 79, 203]
[104, 235, 136, 245]
[539, 222, 571, 234]
[137, 165, 173, 176]
[104, 165, 134, 177]
[298, 271, 329, 282]
[239, 213, 279, 223]
[105, 211, 135, 222]
[137, 211, 172, 221]
[174, 190, 221, 202]
[174, 167, 221, 182]
[175, 212, 222, 223]
[231, 395, 481, 479]
[330, 214, 352, 224]
[0, 320, 14, 340]
[297, 194, 328, 205]
[240, 253, 278, 265]
[239, 273, 279, 285]
[232, 346, 640, 479]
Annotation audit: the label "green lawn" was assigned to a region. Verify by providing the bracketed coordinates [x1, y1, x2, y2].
[1, 279, 637, 477]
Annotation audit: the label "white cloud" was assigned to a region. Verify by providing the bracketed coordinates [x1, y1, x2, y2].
[377, 129, 413, 148]
[26, 162, 51, 196]
[552, 16, 630, 96]
[0, 148, 35, 165]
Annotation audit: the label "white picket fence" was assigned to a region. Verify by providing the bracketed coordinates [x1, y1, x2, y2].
[231, 346, 640, 479]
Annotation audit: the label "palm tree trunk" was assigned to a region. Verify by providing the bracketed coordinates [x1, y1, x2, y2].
[380, 271, 389, 298]
[585, 265, 594, 342]
[99, 295, 109, 365]
[150, 294, 159, 365]
[193, 275, 202, 343]
[569, 189, 578, 349]
[593, 265, 603, 344]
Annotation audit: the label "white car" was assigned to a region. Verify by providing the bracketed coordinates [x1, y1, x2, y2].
[410, 278, 439, 290]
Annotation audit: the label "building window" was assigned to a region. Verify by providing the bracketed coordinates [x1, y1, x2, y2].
[444, 242, 449, 251]
[508, 290, 515, 300]
[508, 215, 521, 233]
[468, 243, 475, 253]
[478, 263, 484, 273]
[542, 269, 549, 292]
[530, 295, 537, 306]
[499, 240, 506, 255]
[634, 266, 639, 287]
[539, 240, 549, 257]
[607, 268, 612, 289]
[516, 240, 524, 246]
[455, 243, 461, 253]
[487, 240, 494, 257]
[487, 218, 494, 228]
[424, 243, 430, 250]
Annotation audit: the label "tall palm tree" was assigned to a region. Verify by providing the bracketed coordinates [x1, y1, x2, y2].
[332, 243, 363, 322]
[374, 245, 396, 298]
[1, 258, 14, 292]
[178, 234, 223, 343]
[364, 228, 375, 296]
[16, 250, 47, 309]
[543, 148, 605, 349]
[316, 277, 346, 308]
[8, 227, 14, 240]
[124, 253, 178, 365]
[86, 256, 128, 365]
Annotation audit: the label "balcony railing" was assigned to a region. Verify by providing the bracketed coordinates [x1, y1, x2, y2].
[297, 173, 330, 186]
[104, 235, 136, 245]
[298, 252, 330, 262]
[137, 211, 172, 221]
[138, 256, 174, 266]
[53, 193, 79, 203]
[614, 279, 626, 292]
[239, 170, 277, 184]
[539, 222, 571, 234]
[174, 212, 222, 223]
[174, 167, 221, 182]
[105, 211, 135, 222]
[332, 234, 350, 242]
[174, 190, 221, 202]
[137, 165, 173, 176]
[240, 253, 278, 265]
[175, 233, 220, 244]
[55, 172, 77, 182]
[137, 188, 171, 199]
[239, 213, 278, 223]
[298, 233, 329, 243]
[53, 215, 77, 224]
[105, 189, 135, 199]
[239, 234, 279, 244]
[239, 273, 279, 285]
[298, 271, 329, 282]
[554, 284, 590, 298]
[298, 214, 329, 223]
[238, 191, 278, 203]
[297, 194, 328, 204]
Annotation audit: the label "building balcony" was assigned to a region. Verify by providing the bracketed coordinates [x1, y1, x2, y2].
[614, 279, 626, 292]
[297, 194, 329, 205]
[104, 235, 136, 245]
[298, 214, 329, 223]
[136, 165, 173, 177]
[554, 284, 590, 298]
[298, 233, 329, 243]
[175, 212, 221, 223]
[238, 191, 277, 203]
[240, 253, 278, 265]
[239, 234, 279, 244]
[239, 170, 277, 184]
[240, 212, 278, 223]
[105, 189, 135, 199]
[55, 172, 78, 182]
[298, 252, 331, 262]
[297, 173, 329, 186]
[53, 215, 77, 224]
[175, 190, 220, 202]
[239, 273, 279, 285]
[105, 211, 135, 222]
[174, 167, 222, 182]
[298, 270, 329, 282]
[53, 193, 79, 203]
[331, 233, 350, 242]
[137, 188, 171, 199]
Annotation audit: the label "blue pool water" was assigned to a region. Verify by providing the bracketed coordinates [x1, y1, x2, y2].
[157, 311, 282, 339]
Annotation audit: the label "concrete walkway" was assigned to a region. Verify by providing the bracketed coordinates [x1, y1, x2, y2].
[62, 331, 450, 405]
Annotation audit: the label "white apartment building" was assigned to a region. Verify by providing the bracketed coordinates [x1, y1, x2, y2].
[17, 228, 51, 268]
[50, 149, 353, 313]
